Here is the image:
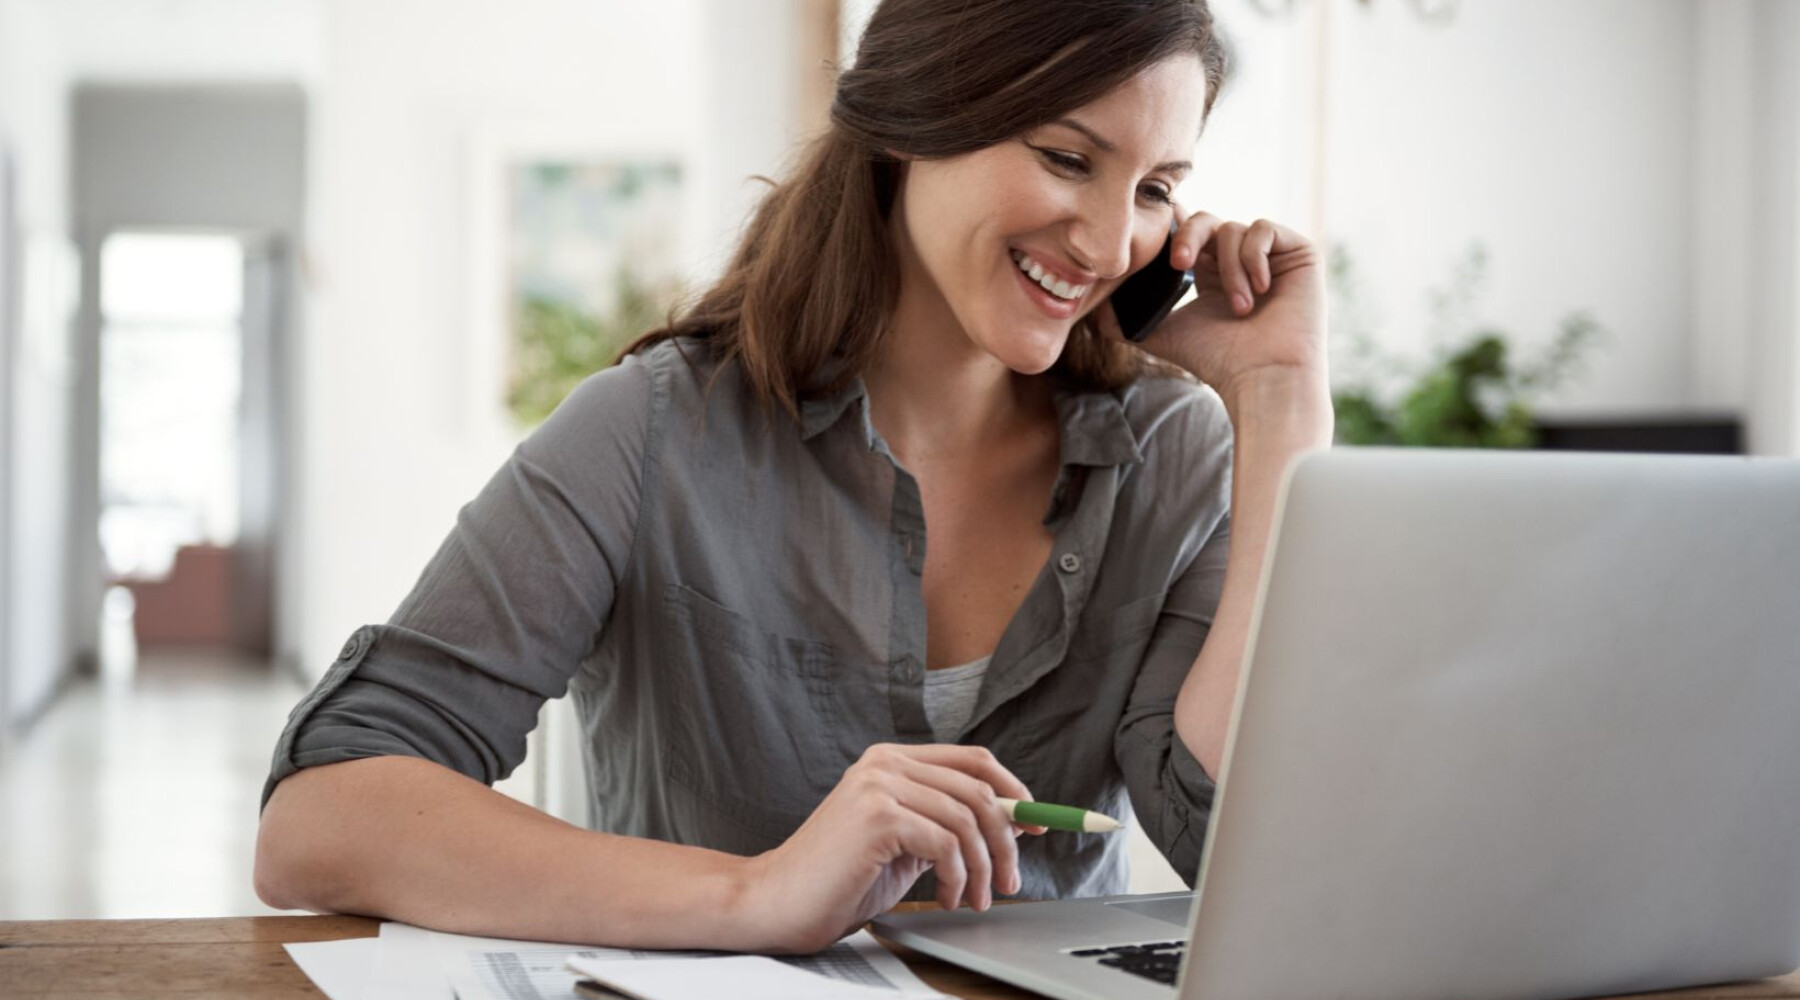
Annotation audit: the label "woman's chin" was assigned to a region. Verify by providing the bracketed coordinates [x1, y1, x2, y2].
[984, 327, 1069, 376]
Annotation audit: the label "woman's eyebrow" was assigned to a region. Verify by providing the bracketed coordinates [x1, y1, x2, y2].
[1050, 116, 1193, 175]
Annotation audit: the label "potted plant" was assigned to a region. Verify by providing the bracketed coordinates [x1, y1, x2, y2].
[1329, 242, 1604, 449]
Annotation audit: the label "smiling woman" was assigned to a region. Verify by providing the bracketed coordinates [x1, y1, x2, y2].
[256, 0, 1334, 957]
[886, 56, 1208, 374]
[618, 0, 1230, 415]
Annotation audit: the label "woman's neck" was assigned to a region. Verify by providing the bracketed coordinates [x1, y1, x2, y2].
[865, 288, 1055, 465]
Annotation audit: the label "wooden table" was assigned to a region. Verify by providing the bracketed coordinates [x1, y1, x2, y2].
[3, 912, 1799, 1000]
[0, 912, 1034, 1000]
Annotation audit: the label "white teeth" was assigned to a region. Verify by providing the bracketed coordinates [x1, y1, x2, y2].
[1011, 250, 1089, 301]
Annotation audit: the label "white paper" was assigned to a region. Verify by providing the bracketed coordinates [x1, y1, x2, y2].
[373, 921, 458, 1000]
[566, 952, 947, 1000]
[284, 937, 378, 1000]
[433, 926, 659, 1000]
[431, 927, 946, 1000]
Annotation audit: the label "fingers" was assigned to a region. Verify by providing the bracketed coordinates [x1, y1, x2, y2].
[1170, 206, 1221, 273]
[1213, 223, 1248, 313]
[884, 799, 970, 911]
[892, 744, 1048, 832]
[897, 758, 1023, 901]
[885, 744, 1033, 803]
[1243, 220, 1276, 296]
[1197, 217, 1283, 316]
[885, 776, 1003, 909]
[1172, 208, 1308, 317]
[854, 743, 1040, 909]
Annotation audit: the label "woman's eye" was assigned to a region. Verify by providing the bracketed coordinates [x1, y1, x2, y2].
[1037, 147, 1173, 206]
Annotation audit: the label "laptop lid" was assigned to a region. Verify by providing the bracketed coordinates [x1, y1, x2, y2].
[1181, 448, 1800, 1000]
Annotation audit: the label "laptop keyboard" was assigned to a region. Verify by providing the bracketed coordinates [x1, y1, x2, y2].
[1067, 940, 1187, 986]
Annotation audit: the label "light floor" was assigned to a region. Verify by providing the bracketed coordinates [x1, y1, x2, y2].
[0, 651, 308, 920]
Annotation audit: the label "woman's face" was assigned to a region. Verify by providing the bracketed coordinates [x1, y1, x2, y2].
[891, 55, 1208, 374]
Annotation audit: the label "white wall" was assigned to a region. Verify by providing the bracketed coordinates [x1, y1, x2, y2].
[1324, 0, 1697, 416]
[41, 0, 324, 85]
[1323, 0, 1800, 448]
[1213, 0, 1799, 450]
[0, 0, 76, 729]
[297, 0, 813, 679]
[1728, 0, 1800, 457]
[1691, 0, 1757, 423]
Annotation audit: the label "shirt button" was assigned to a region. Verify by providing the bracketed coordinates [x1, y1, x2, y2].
[1057, 552, 1082, 574]
[339, 632, 365, 661]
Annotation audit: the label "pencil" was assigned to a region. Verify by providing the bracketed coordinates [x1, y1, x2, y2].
[996, 797, 1121, 833]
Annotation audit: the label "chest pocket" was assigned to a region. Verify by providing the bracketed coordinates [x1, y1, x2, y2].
[656, 584, 861, 841]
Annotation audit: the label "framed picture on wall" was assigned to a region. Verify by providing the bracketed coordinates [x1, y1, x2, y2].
[467, 124, 698, 438]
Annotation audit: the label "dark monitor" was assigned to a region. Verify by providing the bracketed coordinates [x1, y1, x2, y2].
[1532, 416, 1743, 456]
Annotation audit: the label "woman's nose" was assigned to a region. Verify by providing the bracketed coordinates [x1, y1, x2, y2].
[1067, 197, 1136, 281]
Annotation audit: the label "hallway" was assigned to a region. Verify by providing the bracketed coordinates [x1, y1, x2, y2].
[0, 653, 306, 919]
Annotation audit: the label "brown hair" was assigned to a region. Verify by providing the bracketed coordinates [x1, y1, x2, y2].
[623, 0, 1232, 422]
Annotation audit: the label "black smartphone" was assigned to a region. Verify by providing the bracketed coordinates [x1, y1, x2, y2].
[1109, 219, 1194, 343]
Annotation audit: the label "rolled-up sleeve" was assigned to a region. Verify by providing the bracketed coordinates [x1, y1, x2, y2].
[1112, 511, 1230, 884]
[1111, 377, 1234, 885]
[261, 354, 655, 811]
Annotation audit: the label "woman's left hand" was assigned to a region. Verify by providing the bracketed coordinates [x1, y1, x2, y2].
[1097, 207, 1328, 407]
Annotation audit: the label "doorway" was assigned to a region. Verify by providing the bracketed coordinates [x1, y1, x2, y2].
[94, 229, 284, 679]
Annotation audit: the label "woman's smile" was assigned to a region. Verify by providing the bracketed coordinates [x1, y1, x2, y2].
[1008, 249, 1086, 320]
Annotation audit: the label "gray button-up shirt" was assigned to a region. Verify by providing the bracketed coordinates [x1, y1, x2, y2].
[264, 336, 1234, 900]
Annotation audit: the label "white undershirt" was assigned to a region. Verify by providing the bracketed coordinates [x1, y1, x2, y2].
[922, 654, 994, 742]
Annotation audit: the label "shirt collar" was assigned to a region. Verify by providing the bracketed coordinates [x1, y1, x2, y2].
[799, 375, 868, 441]
[1051, 380, 1145, 468]
[798, 370, 1144, 469]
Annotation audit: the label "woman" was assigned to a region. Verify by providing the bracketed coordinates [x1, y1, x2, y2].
[255, 0, 1331, 954]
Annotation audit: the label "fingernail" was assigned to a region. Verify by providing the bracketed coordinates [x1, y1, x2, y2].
[1234, 293, 1251, 312]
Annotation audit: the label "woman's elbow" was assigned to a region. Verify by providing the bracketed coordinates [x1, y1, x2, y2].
[254, 822, 303, 911]
[254, 772, 349, 913]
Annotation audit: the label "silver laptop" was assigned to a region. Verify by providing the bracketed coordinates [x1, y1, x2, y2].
[875, 448, 1800, 1000]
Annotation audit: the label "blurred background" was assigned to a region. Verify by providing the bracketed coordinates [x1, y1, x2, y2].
[0, 0, 1794, 919]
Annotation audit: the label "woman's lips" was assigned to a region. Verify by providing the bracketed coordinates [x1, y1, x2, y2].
[1012, 255, 1081, 319]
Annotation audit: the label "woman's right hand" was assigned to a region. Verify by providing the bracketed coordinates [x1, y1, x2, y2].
[738, 743, 1046, 953]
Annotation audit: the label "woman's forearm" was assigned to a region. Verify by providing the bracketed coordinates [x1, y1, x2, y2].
[1174, 366, 1334, 780]
[255, 755, 766, 949]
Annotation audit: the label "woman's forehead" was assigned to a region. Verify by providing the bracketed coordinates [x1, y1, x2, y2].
[1052, 57, 1209, 160]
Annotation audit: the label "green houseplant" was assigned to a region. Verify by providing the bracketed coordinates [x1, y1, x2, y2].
[508, 263, 681, 428]
[1329, 242, 1603, 449]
